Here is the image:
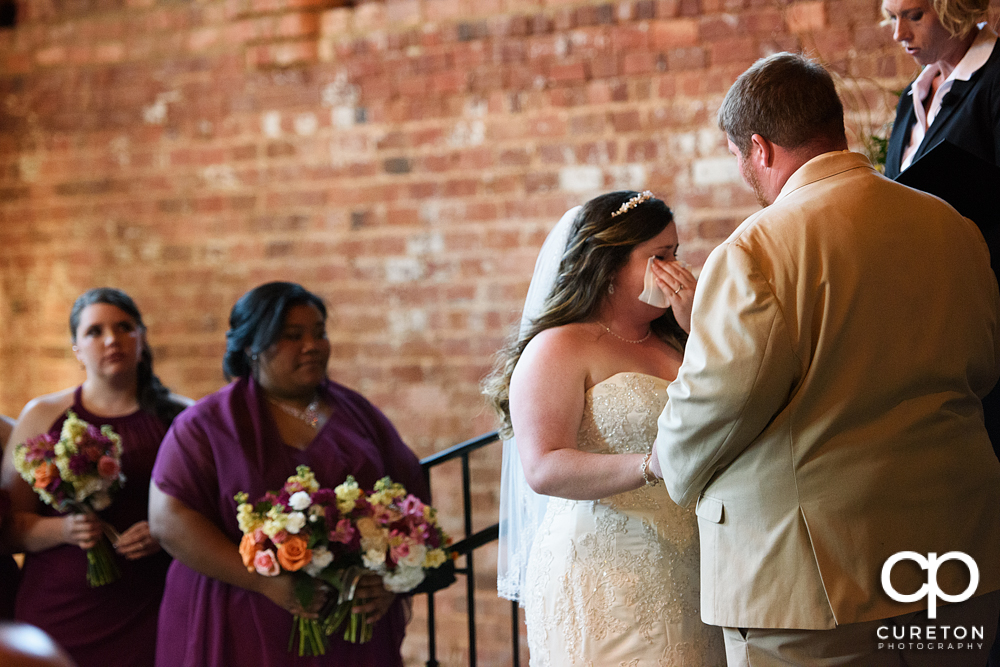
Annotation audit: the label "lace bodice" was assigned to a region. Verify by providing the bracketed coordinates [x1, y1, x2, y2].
[578, 372, 670, 454]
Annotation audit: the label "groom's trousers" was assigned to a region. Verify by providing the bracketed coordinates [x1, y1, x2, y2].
[722, 589, 1000, 667]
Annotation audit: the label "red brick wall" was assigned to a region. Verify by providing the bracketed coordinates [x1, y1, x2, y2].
[1, 0, 997, 664]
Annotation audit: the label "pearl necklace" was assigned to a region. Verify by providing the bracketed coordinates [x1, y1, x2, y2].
[268, 395, 325, 429]
[598, 322, 652, 344]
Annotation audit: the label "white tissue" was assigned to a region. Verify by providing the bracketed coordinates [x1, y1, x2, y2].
[638, 256, 670, 307]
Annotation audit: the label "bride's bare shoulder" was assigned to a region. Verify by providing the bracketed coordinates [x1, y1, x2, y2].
[517, 323, 601, 378]
[527, 322, 601, 354]
[533, 321, 601, 342]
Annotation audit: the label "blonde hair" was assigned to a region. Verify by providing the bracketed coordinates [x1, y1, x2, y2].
[880, 0, 988, 38]
[933, 0, 988, 38]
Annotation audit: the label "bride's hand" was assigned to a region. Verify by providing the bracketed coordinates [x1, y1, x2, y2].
[651, 259, 696, 333]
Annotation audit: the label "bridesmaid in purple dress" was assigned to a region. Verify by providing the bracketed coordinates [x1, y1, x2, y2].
[0, 288, 190, 666]
[0, 414, 19, 620]
[149, 282, 428, 667]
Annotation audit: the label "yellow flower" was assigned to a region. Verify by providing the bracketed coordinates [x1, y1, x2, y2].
[422, 505, 439, 525]
[335, 476, 362, 514]
[262, 506, 288, 538]
[12, 447, 27, 475]
[287, 465, 319, 494]
[59, 412, 86, 455]
[373, 477, 406, 500]
[423, 549, 447, 569]
[368, 491, 391, 507]
[236, 503, 263, 534]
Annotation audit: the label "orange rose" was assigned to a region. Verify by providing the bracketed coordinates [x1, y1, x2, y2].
[276, 535, 312, 572]
[239, 532, 261, 572]
[33, 462, 57, 490]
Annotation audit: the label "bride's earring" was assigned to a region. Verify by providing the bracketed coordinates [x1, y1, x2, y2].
[608, 283, 615, 295]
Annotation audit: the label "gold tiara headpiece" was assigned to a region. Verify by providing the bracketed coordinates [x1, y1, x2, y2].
[610, 190, 654, 217]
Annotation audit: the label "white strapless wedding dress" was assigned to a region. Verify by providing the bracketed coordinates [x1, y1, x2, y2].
[524, 372, 726, 666]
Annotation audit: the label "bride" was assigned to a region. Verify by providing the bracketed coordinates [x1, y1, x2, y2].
[484, 191, 725, 665]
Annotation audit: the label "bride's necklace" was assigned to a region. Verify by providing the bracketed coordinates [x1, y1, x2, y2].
[267, 394, 325, 429]
[598, 322, 652, 344]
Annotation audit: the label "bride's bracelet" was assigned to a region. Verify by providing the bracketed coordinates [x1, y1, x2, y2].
[640, 451, 659, 487]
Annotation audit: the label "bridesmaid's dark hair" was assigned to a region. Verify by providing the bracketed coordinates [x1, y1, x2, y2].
[224, 282, 328, 381]
[483, 191, 687, 439]
[70, 288, 185, 427]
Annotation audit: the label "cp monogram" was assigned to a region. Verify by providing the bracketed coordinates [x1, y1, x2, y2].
[881, 551, 979, 619]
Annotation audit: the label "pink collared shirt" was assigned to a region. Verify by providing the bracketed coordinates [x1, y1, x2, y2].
[900, 24, 999, 171]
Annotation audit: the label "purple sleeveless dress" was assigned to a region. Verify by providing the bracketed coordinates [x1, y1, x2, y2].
[0, 490, 19, 619]
[151, 376, 428, 667]
[15, 387, 172, 666]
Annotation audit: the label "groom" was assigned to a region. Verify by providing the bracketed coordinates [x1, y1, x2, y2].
[650, 52, 1000, 664]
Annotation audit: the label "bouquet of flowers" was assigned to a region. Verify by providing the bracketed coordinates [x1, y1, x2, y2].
[13, 411, 126, 587]
[235, 466, 452, 656]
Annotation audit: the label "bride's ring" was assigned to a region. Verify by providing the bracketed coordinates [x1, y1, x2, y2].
[674, 285, 683, 294]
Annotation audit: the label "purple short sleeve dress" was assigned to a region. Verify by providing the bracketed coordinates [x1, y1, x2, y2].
[15, 387, 173, 667]
[151, 376, 428, 667]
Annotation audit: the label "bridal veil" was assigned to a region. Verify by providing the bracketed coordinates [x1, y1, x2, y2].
[496, 205, 581, 604]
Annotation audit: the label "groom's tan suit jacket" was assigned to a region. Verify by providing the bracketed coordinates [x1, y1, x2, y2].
[655, 151, 1000, 630]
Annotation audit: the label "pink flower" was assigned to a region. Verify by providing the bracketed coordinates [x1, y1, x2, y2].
[373, 505, 400, 525]
[390, 541, 410, 564]
[329, 519, 356, 544]
[284, 481, 306, 494]
[271, 529, 289, 545]
[24, 433, 56, 462]
[253, 549, 281, 576]
[97, 456, 120, 480]
[252, 528, 267, 544]
[399, 495, 424, 517]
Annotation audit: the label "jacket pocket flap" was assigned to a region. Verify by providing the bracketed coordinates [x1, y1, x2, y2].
[695, 495, 724, 523]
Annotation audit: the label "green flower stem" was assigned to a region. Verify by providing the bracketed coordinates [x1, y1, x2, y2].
[86, 535, 121, 587]
[289, 616, 328, 657]
[320, 601, 373, 645]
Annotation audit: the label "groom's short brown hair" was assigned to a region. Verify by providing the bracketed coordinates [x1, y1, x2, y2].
[718, 52, 845, 157]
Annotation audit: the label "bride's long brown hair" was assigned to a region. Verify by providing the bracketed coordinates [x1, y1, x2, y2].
[482, 191, 687, 440]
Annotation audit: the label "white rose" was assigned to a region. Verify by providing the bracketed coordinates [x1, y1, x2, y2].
[362, 549, 387, 572]
[288, 491, 312, 511]
[304, 547, 334, 577]
[285, 512, 307, 534]
[399, 543, 427, 568]
[383, 565, 426, 593]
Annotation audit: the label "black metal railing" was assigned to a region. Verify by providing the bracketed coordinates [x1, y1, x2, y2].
[420, 430, 521, 667]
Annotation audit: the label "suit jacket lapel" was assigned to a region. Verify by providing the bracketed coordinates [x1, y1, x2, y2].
[887, 90, 916, 175]
[914, 77, 980, 162]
